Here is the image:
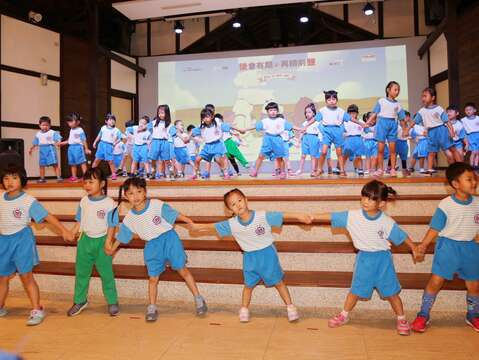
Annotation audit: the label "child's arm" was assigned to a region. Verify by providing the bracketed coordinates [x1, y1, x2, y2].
[44, 214, 75, 242]
[105, 236, 121, 256]
[28, 144, 38, 155]
[82, 140, 91, 155]
[190, 222, 217, 234]
[92, 133, 101, 149]
[310, 212, 332, 222]
[282, 212, 312, 224]
[70, 222, 81, 239]
[417, 228, 438, 258]
[177, 213, 194, 228]
[402, 236, 420, 263]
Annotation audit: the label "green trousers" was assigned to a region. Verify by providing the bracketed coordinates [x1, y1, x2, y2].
[224, 138, 249, 166]
[74, 233, 118, 305]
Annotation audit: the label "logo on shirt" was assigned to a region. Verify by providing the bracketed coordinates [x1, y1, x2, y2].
[46, 136, 52, 142]
[377, 230, 385, 239]
[97, 210, 106, 219]
[214, 129, 220, 136]
[12, 208, 23, 219]
[474, 214, 479, 224]
[433, 112, 440, 119]
[255, 225, 265, 236]
[152, 216, 162, 225]
[74, 133, 80, 139]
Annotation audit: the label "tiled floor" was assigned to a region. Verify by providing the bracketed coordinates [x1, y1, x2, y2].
[0, 296, 477, 360]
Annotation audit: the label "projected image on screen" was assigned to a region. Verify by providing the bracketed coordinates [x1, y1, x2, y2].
[158, 45, 408, 161]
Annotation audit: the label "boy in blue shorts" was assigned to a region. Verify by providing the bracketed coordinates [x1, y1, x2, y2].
[412, 162, 479, 332]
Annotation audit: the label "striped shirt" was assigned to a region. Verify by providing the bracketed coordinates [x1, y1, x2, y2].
[68, 127, 86, 145]
[98, 125, 121, 144]
[461, 115, 479, 134]
[75, 195, 118, 238]
[372, 98, 406, 120]
[0, 192, 48, 235]
[430, 195, 479, 242]
[256, 118, 293, 136]
[414, 105, 448, 129]
[33, 130, 61, 146]
[315, 106, 351, 126]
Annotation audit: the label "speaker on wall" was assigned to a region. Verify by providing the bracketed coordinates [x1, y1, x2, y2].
[0, 138, 25, 172]
[425, 0, 446, 26]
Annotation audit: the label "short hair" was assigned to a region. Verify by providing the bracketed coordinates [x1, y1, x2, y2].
[404, 111, 411, 117]
[205, 104, 215, 112]
[125, 119, 135, 128]
[0, 164, 28, 188]
[265, 102, 279, 111]
[215, 113, 224, 121]
[361, 180, 397, 202]
[445, 162, 474, 187]
[141, 115, 150, 123]
[223, 188, 246, 209]
[324, 90, 338, 100]
[39, 116, 51, 125]
[66, 112, 81, 123]
[105, 113, 116, 121]
[347, 104, 359, 114]
[465, 102, 477, 110]
[446, 105, 459, 112]
[200, 108, 214, 120]
[187, 124, 195, 132]
[174, 119, 183, 126]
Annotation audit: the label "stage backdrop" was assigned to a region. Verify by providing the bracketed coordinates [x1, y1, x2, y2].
[139, 37, 427, 161]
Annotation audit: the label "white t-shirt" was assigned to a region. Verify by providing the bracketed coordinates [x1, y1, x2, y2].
[315, 106, 350, 126]
[68, 127, 86, 145]
[99, 125, 121, 144]
[0, 192, 48, 235]
[75, 195, 118, 237]
[414, 105, 448, 129]
[461, 115, 479, 134]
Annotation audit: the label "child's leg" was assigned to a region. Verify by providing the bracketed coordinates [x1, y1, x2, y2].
[465, 280, 479, 320]
[410, 157, 417, 170]
[81, 163, 87, 174]
[157, 160, 165, 175]
[343, 292, 359, 312]
[317, 144, 329, 173]
[107, 160, 116, 174]
[53, 164, 61, 178]
[419, 157, 425, 169]
[176, 267, 200, 297]
[274, 280, 293, 305]
[336, 147, 345, 173]
[144, 161, 151, 175]
[148, 276, 160, 305]
[427, 152, 437, 171]
[0, 276, 9, 308]
[371, 156, 377, 171]
[71, 165, 77, 179]
[92, 158, 101, 168]
[241, 286, 254, 308]
[130, 161, 138, 175]
[19, 272, 41, 310]
[376, 142, 385, 171]
[254, 154, 265, 173]
[39, 166, 46, 179]
[386, 294, 405, 316]
[73, 236, 96, 305]
[389, 142, 397, 171]
[94, 237, 118, 305]
[228, 154, 240, 174]
[417, 274, 445, 319]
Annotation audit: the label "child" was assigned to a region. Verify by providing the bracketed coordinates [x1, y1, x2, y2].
[118, 119, 135, 177]
[171, 120, 192, 178]
[414, 88, 459, 173]
[311, 90, 351, 177]
[296, 103, 320, 176]
[190, 108, 231, 180]
[313, 180, 419, 335]
[92, 113, 122, 180]
[461, 102, 479, 168]
[148, 105, 173, 179]
[368, 81, 407, 177]
[28, 116, 63, 183]
[362, 112, 377, 176]
[186, 124, 199, 163]
[342, 105, 365, 176]
[113, 137, 126, 171]
[67, 168, 119, 317]
[447, 105, 466, 162]
[127, 116, 152, 179]
[104, 177, 207, 322]
[394, 114, 413, 176]
[191, 188, 311, 322]
[250, 102, 296, 179]
[411, 162, 479, 333]
[0, 165, 74, 325]
[58, 112, 91, 182]
[409, 123, 428, 174]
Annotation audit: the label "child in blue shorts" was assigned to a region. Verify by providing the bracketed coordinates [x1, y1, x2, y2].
[368, 81, 407, 177]
[0, 165, 74, 325]
[313, 180, 419, 335]
[362, 112, 377, 176]
[192, 188, 311, 322]
[393, 113, 413, 176]
[343, 104, 365, 176]
[171, 120, 192, 178]
[409, 123, 428, 174]
[296, 103, 320, 176]
[113, 138, 126, 170]
[446, 105, 466, 162]
[126, 115, 151, 179]
[105, 177, 207, 322]
[412, 162, 479, 333]
[92, 113, 122, 180]
[462, 102, 479, 168]
[28, 116, 63, 183]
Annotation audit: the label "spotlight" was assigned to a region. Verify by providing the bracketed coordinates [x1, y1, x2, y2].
[363, 2, 375, 16]
[174, 20, 184, 34]
[232, 19, 241, 28]
[28, 11, 42, 23]
[299, 16, 309, 23]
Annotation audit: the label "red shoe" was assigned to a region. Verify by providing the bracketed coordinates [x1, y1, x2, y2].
[466, 317, 479, 332]
[411, 316, 430, 333]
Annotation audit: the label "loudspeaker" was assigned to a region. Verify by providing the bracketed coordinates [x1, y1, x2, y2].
[425, 0, 446, 26]
[0, 138, 24, 172]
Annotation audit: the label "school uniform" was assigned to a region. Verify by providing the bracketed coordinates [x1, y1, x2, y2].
[256, 117, 293, 159]
[148, 121, 173, 161]
[362, 126, 377, 158]
[372, 98, 406, 143]
[193, 123, 230, 162]
[314, 106, 351, 148]
[187, 137, 199, 162]
[461, 116, 479, 151]
[331, 209, 407, 299]
[95, 126, 121, 161]
[395, 125, 409, 161]
[67, 127, 87, 166]
[414, 105, 453, 153]
[113, 141, 126, 169]
[301, 120, 320, 157]
[411, 124, 428, 159]
[343, 121, 365, 160]
[215, 211, 284, 288]
[126, 126, 151, 164]
[0, 192, 48, 276]
[451, 119, 466, 150]
[116, 199, 186, 276]
[33, 130, 61, 166]
[429, 195, 479, 281]
[171, 129, 190, 165]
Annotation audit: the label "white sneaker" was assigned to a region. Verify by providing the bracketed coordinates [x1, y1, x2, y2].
[27, 308, 45, 326]
[287, 304, 299, 322]
[239, 307, 250, 323]
[0, 307, 7, 317]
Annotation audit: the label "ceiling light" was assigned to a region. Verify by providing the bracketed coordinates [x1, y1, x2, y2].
[299, 16, 309, 23]
[174, 20, 184, 34]
[363, 2, 375, 16]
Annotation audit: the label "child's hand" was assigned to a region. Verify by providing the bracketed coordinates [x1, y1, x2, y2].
[104, 247, 115, 256]
[28, 148, 33, 155]
[298, 214, 313, 224]
[93, 142, 97, 149]
[85, 149, 92, 155]
[63, 230, 75, 242]
[414, 244, 426, 263]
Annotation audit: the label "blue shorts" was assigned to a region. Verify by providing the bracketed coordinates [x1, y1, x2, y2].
[343, 136, 364, 160]
[454, 139, 464, 150]
[113, 153, 123, 168]
[283, 141, 291, 159]
[322, 126, 344, 148]
[199, 140, 226, 162]
[260, 134, 286, 160]
[413, 138, 428, 159]
[467, 132, 479, 151]
[174, 147, 189, 165]
[169, 142, 175, 160]
[95, 141, 113, 161]
[133, 144, 148, 163]
[39, 144, 58, 167]
[0, 227, 39, 276]
[301, 134, 320, 157]
[243, 245, 284, 288]
[351, 250, 401, 299]
[427, 125, 453, 153]
[149, 139, 171, 161]
[432, 237, 479, 281]
[363, 139, 378, 158]
[396, 140, 409, 161]
[190, 155, 196, 162]
[143, 230, 187, 277]
[68, 144, 86, 165]
[375, 117, 397, 143]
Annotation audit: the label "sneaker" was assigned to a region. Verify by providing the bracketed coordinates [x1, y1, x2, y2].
[279, 171, 287, 180]
[223, 173, 231, 180]
[339, 171, 347, 177]
[390, 169, 397, 177]
[364, 170, 370, 176]
[239, 307, 250, 323]
[67, 301, 88, 317]
[373, 169, 384, 177]
[411, 315, 430, 333]
[37, 178, 47, 184]
[466, 317, 479, 332]
[419, 168, 427, 174]
[287, 304, 299, 322]
[27, 308, 45, 326]
[408, 168, 415, 174]
[295, 170, 303, 176]
[332, 168, 340, 175]
[397, 319, 411, 336]
[0, 307, 7, 317]
[56, 177, 64, 183]
[356, 169, 364, 176]
[189, 174, 198, 180]
[249, 169, 258, 178]
[111, 174, 117, 180]
[122, 171, 128, 177]
[402, 169, 411, 177]
[328, 167, 333, 175]
[68, 176, 78, 182]
[328, 313, 349, 328]
[427, 169, 437, 175]
[195, 296, 208, 317]
[200, 172, 210, 179]
[115, 169, 123, 175]
[108, 304, 120, 317]
[287, 169, 294, 176]
[145, 304, 158, 322]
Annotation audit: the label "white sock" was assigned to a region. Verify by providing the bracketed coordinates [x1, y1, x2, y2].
[340, 310, 349, 318]
[397, 315, 406, 321]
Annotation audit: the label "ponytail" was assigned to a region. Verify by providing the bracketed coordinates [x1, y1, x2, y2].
[361, 180, 397, 202]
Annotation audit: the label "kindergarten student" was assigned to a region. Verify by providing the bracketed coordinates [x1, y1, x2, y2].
[191, 188, 311, 322]
[92, 113, 122, 180]
[362, 112, 378, 176]
[113, 137, 126, 171]
[0, 165, 74, 325]
[118, 119, 135, 177]
[58, 112, 91, 182]
[127, 116, 152, 178]
[104, 177, 207, 322]
[313, 180, 419, 335]
[394, 115, 413, 176]
[411, 162, 479, 333]
[409, 123, 428, 174]
[446, 105, 466, 162]
[461, 102, 479, 168]
[171, 120, 193, 178]
[186, 125, 199, 163]
[296, 103, 320, 176]
[67, 168, 119, 317]
[149, 105, 173, 179]
[29, 116, 63, 183]
[342, 105, 365, 176]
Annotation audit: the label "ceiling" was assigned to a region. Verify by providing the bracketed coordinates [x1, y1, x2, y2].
[112, 0, 365, 20]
